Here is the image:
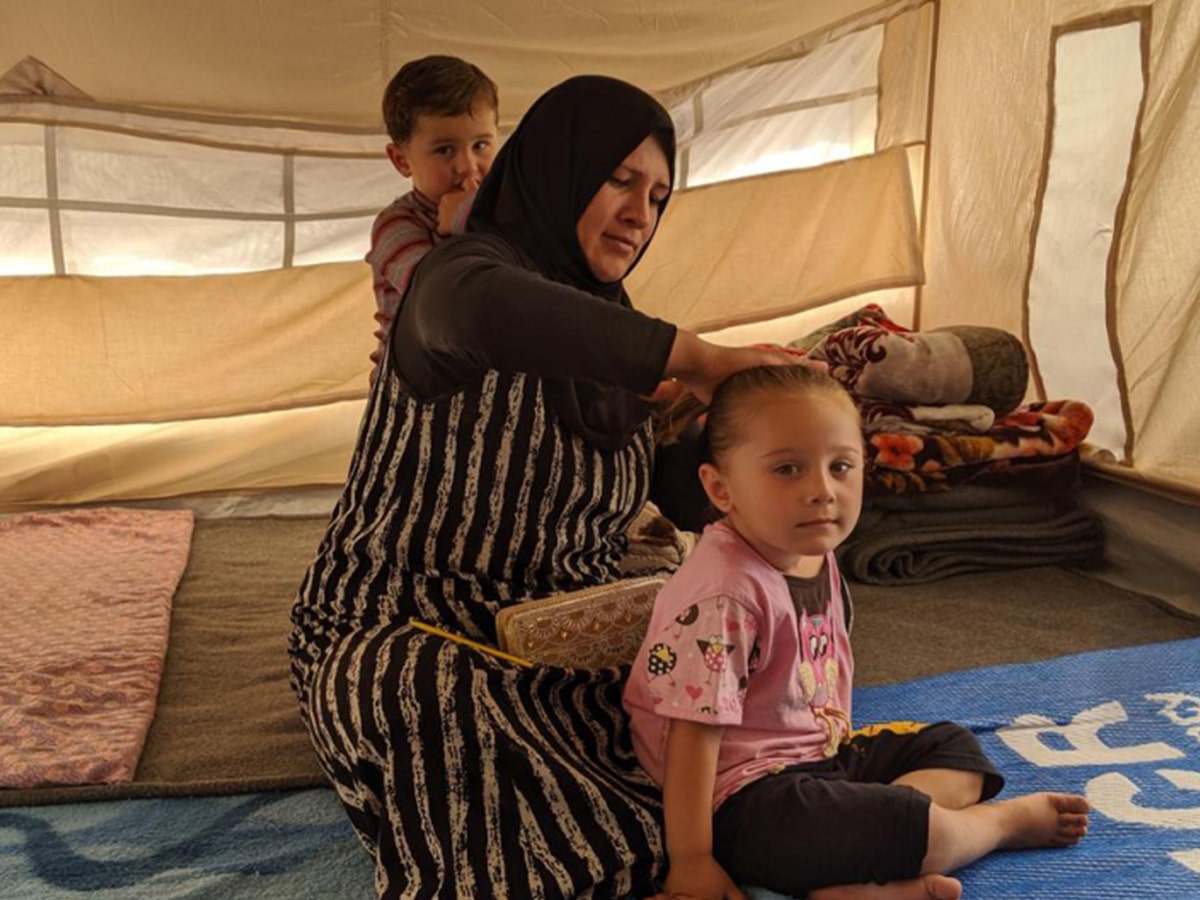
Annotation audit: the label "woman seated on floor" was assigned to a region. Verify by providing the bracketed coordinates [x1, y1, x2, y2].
[287, 74, 796, 898]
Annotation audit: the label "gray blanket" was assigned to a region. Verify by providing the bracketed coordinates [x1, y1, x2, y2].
[839, 500, 1104, 585]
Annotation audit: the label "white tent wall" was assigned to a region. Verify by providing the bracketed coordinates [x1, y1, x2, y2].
[0, 1, 1196, 606]
[0, 0, 933, 510]
[915, 0, 1200, 613]
[0, 0, 885, 129]
[920, 0, 1200, 499]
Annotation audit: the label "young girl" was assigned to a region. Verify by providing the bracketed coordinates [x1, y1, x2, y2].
[624, 365, 1090, 900]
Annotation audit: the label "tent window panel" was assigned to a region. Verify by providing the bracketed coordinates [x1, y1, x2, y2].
[669, 100, 695, 145]
[293, 216, 375, 267]
[293, 155, 399, 214]
[0, 208, 54, 276]
[877, 4, 934, 149]
[56, 128, 283, 213]
[687, 96, 876, 188]
[60, 211, 285, 276]
[1027, 21, 1142, 459]
[0, 123, 47, 198]
[699, 26, 882, 133]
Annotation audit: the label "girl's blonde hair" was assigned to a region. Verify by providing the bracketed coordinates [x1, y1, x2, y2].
[700, 365, 861, 464]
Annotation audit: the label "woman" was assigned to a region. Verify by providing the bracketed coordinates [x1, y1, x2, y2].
[289, 75, 795, 899]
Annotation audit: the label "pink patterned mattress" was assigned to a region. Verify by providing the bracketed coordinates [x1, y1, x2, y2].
[0, 508, 194, 789]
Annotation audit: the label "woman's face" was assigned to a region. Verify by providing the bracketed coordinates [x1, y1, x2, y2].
[575, 135, 671, 283]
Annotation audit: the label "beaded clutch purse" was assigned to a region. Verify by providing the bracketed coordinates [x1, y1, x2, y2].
[494, 575, 668, 669]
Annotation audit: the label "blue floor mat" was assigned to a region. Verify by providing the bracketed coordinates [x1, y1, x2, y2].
[0, 790, 374, 899]
[755, 637, 1200, 899]
[4, 639, 1198, 899]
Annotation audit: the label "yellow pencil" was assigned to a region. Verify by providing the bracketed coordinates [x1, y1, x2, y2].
[409, 618, 533, 668]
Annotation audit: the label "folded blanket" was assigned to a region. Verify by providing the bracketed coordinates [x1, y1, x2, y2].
[866, 401, 1094, 495]
[839, 499, 1103, 585]
[0, 508, 194, 789]
[861, 401, 996, 435]
[869, 452, 1082, 511]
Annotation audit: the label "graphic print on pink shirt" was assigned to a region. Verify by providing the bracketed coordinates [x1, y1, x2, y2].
[798, 611, 837, 707]
[639, 598, 760, 719]
[798, 607, 848, 756]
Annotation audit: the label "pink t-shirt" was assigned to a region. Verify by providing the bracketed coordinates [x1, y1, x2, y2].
[623, 520, 854, 809]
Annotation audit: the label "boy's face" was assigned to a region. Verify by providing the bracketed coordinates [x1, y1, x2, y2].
[387, 102, 499, 204]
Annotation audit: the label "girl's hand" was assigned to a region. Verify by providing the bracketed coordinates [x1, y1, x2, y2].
[661, 854, 749, 900]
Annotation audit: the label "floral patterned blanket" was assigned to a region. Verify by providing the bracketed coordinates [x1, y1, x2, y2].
[864, 400, 1094, 495]
[798, 304, 1094, 496]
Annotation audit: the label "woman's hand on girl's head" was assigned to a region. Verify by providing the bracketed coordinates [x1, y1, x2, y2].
[749, 343, 829, 375]
[665, 331, 817, 406]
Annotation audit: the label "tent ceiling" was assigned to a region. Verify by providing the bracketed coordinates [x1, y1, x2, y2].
[0, 0, 880, 127]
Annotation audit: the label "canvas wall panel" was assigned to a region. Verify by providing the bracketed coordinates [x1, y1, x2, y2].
[0, 401, 363, 511]
[919, 0, 1054, 339]
[0, 262, 374, 425]
[2, 1, 889, 127]
[630, 146, 922, 332]
[1110, 0, 1200, 492]
[702, 288, 916, 347]
[906, 144, 926, 224]
[924, 0, 1200, 495]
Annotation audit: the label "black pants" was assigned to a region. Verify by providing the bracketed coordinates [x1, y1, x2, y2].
[711, 721, 1004, 896]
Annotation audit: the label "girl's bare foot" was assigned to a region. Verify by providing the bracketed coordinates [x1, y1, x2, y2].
[810, 873, 962, 900]
[995, 792, 1090, 849]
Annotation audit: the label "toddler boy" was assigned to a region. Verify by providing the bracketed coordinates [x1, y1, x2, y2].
[366, 55, 499, 375]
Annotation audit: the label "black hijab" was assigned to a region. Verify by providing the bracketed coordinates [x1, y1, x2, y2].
[468, 75, 676, 449]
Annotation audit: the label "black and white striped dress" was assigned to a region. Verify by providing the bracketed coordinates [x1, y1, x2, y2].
[290, 364, 665, 899]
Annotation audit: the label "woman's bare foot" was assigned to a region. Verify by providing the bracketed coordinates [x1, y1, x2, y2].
[995, 792, 1090, 849]
[811, 873, 962, 900]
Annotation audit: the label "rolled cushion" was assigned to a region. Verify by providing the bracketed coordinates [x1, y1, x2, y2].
[940, 325, 1029, 416]
[812, 319, 1029, 416]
